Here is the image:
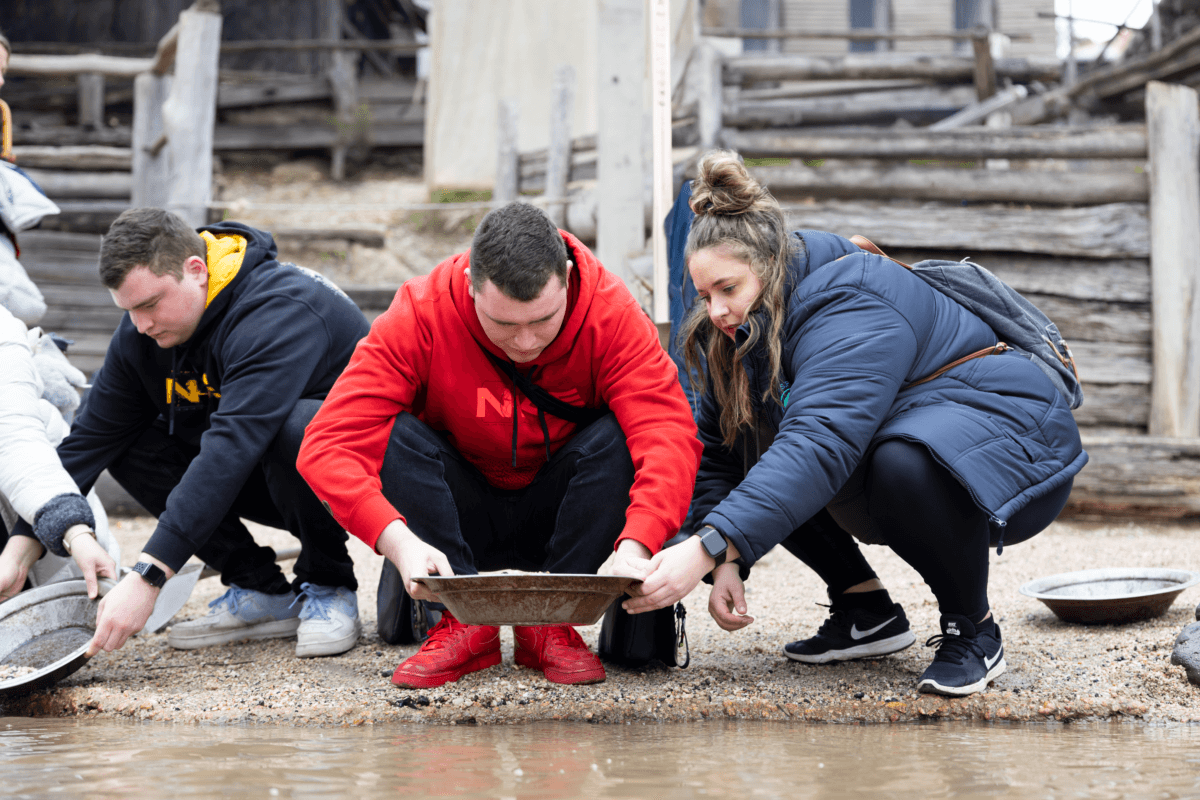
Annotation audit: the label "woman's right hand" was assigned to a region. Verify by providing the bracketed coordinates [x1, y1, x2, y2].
[708, 562, 755, 631]
[67, 532, 118, 600]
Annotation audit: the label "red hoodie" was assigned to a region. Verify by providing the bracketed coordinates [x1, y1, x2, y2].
[298, 232, 700, 555]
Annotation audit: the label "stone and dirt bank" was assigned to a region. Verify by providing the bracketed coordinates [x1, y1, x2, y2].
[5, 517, 1199, 726]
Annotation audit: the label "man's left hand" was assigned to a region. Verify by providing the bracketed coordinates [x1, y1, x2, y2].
[0, 535, 43, 603]
[85, 572, 160, 657]
[606, 539, 652, 581]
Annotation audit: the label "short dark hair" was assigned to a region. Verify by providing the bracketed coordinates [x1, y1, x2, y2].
[469, 203, 568, 301]
[99, 208, 207, 289]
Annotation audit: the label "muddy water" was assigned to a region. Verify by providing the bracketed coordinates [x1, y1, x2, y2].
[2, 718, 1199, 799]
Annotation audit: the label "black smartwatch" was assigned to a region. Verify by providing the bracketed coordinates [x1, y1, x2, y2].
[696, 526, 729, 567]
[131, 561, 168, 589]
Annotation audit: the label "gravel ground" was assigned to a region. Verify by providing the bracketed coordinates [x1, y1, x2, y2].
[5, 516, 1199, 727]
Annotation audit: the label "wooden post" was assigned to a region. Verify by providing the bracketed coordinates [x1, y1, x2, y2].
[132, 72, 173, 208]
[971, 27, 997, 101]
[1147, 81, 1200, 437]
[696, 41, 723, 149]
[77, 73, 106, 130]
[650, 0, 671, 324]
[162, 4, 222, 227]
[494, 99, 519, 206]
[322, 0, 356, 180]
[597, 0, 646, 287]
[545, 65, 576, 230]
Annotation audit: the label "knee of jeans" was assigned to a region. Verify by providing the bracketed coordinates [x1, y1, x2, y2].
[272, 399, 323, 463]
[386, 411, 448, 459]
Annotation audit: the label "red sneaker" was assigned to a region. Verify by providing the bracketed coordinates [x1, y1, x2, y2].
[514, 624, 606, 685]
[391, 611, 501, 689]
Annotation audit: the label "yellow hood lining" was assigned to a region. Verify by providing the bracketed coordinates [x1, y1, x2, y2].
[199, 230, 248, 307]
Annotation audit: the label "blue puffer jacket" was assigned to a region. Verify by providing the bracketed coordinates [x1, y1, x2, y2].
[691, 229, 1088, 567]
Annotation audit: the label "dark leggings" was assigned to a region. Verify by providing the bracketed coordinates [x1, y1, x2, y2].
[782, 439, 1072, 622]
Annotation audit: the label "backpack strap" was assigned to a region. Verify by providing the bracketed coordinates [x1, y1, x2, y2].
[903, 342, 1011, 390]
[850, 235, 1013, 390]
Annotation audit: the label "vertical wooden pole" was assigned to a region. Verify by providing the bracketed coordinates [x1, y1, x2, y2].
[545, 65, 576, 230]
[696, 41, 723, 150]
[322, 0, 355, 180]
[1147, 81, 1200, 437]
[77, 73, 106, 130]
[131, 72, 173, 209]
[494, 99, 519, 206]
[650, 0, 671, 324]
[162, 5, 222, 227]
[597, 0, 646, 288]
[971, 28, 997, 101]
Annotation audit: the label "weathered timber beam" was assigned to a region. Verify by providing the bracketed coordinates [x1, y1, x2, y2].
[880, 251, 1150, 304]
[7, 53, 154, 78]
[723, 54, 1061, 85]
[12, 126, 132, 147]
[737, 79, 933, 102]
[701, 26, 1031, 42]
[780, 200, 1149, 259]
[1072, 384, 1149, 428]
[21, 169, 132, 199]
[754, 163, 1147, 205]
[1070, 341, 1151, 385]
[272, 227, 387, 248]
[11, 145, 132, 171]
[212, 122, 423, 150]
[1024, 295, 1149, 345]
[1065, 433, 1200, 515]
[726, 86, 977, 127]
[726, 124, 1147, 160]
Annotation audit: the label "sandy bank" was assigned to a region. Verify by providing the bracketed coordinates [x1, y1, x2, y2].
[6, 518, 1199, 726]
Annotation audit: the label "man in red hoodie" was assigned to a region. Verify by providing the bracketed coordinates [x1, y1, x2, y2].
[298, 203, 700, 687]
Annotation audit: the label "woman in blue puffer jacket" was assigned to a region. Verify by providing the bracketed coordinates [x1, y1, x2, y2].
[625, 151, 1087, 696]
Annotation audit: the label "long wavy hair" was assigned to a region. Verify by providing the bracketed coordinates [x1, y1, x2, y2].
[679, 150, 795, 447]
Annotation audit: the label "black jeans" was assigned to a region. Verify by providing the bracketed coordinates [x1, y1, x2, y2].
[780, 438, 1072, 621]
[378, 412, 635, 576]
[107, 398, 356, 594]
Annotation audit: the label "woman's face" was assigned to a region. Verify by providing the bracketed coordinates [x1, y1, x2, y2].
[688, 246, 764, 339]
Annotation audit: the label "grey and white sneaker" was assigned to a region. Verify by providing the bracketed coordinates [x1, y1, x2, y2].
[784, 602, 916, 664]
[167, 585, 300, 650]
[295, 583, 361, 658]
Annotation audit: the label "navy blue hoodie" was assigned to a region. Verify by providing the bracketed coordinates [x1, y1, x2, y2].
[56, 222, 369, 571]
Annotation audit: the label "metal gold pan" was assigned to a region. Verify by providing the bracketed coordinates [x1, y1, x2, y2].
[414, 573, 640, 626]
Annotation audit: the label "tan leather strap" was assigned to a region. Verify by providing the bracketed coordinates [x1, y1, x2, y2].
[904, 342, 1011, 390]
[849, 234, 1013, 388]
[0, 99, 12, 163]
[851, 234, 911, 270]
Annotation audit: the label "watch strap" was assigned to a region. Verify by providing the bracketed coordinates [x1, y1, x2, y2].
[697, 526, 728, 567]
[132, 561, 168, 589]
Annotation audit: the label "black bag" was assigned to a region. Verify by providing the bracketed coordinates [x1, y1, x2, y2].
[598, 598, 689, 668]
[376, 559, 441, 645]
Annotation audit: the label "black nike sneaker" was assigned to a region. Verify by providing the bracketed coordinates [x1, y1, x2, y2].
[783, 602, 916, 664]
[917, 613, 1006, 696]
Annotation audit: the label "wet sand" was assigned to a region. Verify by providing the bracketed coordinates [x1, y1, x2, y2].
[6, 517, 1199, 726]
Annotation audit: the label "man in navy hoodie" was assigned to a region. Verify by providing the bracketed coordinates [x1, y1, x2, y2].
[49, 208, 369, 659]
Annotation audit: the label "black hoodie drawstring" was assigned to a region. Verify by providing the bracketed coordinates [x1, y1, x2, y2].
[506, 365, 554, 468]
[168, 349, 178, 436]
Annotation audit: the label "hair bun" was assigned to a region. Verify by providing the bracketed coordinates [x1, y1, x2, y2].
[689, 150, 767, 216]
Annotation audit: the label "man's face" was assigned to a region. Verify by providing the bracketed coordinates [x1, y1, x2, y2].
[467, 263, 570, 363]
[110, 259, 209, 349]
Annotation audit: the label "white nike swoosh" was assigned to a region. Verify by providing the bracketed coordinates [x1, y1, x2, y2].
[984, 647, 1003, 670]
[850, 616, 897, 640]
